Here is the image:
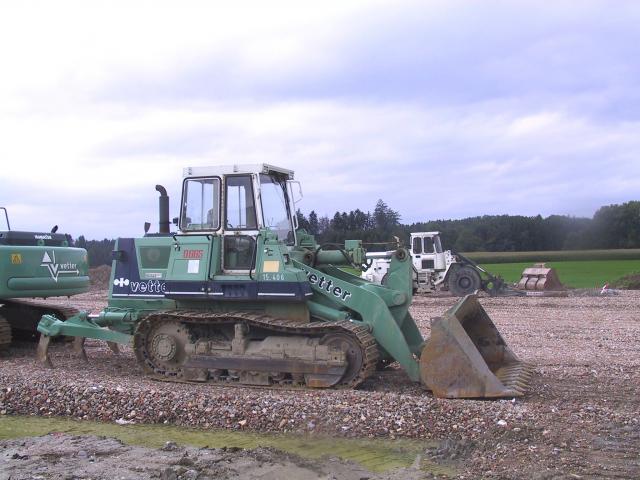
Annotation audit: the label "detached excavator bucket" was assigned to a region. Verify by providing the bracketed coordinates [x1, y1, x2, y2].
[420, 294, 533, 398]
[516, 263, 565, 292]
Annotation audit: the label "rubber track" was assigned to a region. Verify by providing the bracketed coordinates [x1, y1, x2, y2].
[0, 298, 80, 321]
[134, 310, 379, 390]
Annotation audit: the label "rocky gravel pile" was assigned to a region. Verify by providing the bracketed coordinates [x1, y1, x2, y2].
[1, 292, 639, 478]
[1, 344, 532, 441]
[89, 265, 112, 290]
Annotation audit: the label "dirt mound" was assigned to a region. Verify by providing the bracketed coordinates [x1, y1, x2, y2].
[89, 265, 112, 290]
[611, 272, 640, 289]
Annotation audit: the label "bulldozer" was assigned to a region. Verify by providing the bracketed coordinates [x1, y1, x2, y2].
[36, 164, 532, 398]
[0, 207, 89, 348]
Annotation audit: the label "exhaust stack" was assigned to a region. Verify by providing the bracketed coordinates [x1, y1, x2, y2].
[155, 185, 170, 234]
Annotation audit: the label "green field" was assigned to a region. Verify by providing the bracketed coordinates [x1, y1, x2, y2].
[465, 249, 640, 264]
[481, 260, 640, 289]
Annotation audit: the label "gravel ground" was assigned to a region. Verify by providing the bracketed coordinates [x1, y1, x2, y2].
[1, 286, 639, 479]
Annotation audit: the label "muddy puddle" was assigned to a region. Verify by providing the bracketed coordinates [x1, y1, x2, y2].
[0, 415, 452, 475]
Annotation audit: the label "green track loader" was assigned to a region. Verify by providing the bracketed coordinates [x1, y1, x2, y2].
[0, 207, 89, 348]
[36, 165, 532, 398]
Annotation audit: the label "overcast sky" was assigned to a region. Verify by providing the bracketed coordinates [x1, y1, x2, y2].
[1, 1, 639, 239]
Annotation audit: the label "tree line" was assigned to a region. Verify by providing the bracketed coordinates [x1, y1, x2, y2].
[76, 199, 640, 266]
[297, 199, 640, 252]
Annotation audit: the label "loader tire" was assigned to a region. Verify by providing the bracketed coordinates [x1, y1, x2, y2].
[447, 266, 481, 296]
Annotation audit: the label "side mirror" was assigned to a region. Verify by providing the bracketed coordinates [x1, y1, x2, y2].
[172, 217, 179, 226]
[144, 222, 151, 234]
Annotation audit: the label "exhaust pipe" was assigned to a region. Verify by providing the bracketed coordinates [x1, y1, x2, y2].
[155, 185, 170, 234]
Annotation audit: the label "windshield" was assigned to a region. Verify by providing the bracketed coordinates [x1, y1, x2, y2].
[259, 173, 294, 244]
[434, 235, 443, 253]
[181, 177, 221, 231]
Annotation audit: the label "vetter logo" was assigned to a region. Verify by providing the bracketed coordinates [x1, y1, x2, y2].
[41, 251, 79, 282]
[113, 277, 166, 295]
[303, 269, 352, 301]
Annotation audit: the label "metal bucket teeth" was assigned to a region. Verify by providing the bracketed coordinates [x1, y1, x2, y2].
[495, 363, 534, 392]
[420, 294, 534, 399]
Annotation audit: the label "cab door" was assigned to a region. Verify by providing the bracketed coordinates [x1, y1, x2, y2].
[411, 235, 423, 271]
[222, 174, 259, 273]
[432, 234, 447, 271]
[420, 236, 437, 272]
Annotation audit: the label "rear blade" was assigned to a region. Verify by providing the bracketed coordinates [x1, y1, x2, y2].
[517, 263, 565, 291]
[420, 294, 533, 398]
[72, 336, 88, 363]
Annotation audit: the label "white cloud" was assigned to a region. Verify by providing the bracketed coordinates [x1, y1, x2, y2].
[1, 1, 639, 238]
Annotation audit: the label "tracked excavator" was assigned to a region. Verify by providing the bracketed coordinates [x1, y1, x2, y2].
[36, 165, 532, 398]
[0, 207, 89, 348]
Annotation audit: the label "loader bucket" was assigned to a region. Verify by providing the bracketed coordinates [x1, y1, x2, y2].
[420, 294, 533, 398]
[516, 263, 565, 291]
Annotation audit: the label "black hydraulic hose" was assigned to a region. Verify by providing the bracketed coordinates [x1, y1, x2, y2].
[248, 234, 260, 280]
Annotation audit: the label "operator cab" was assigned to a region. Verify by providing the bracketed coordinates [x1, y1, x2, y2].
[0, 206, 71, 247]
[410, 231, 446, 272]
[179, 164, 297, 272]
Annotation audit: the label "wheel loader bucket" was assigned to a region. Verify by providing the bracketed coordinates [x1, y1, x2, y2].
[420, 294, 533, 398]
[516, 263, 565, 291]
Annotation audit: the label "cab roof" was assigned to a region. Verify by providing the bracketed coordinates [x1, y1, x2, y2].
[183, 164, 294, 179]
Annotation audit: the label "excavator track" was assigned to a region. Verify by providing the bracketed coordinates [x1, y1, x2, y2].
[133, 310, 379, 390]
[0, 298, 80, 340]
[0, 315, 11, 349]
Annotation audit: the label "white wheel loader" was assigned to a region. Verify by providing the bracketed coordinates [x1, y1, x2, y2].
[362, 231, 508, 296]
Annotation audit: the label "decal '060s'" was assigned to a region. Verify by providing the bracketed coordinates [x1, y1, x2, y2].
[303, 269, 352, 301]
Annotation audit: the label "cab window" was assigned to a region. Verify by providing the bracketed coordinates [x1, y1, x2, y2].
[181, 178, 220, 231]
[260, 174, 294, 244]
[424, 237, 434, 253]
[412, 237, 422, 254]
[434, 236, 443, 253]
[225, 175, 257, 230]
